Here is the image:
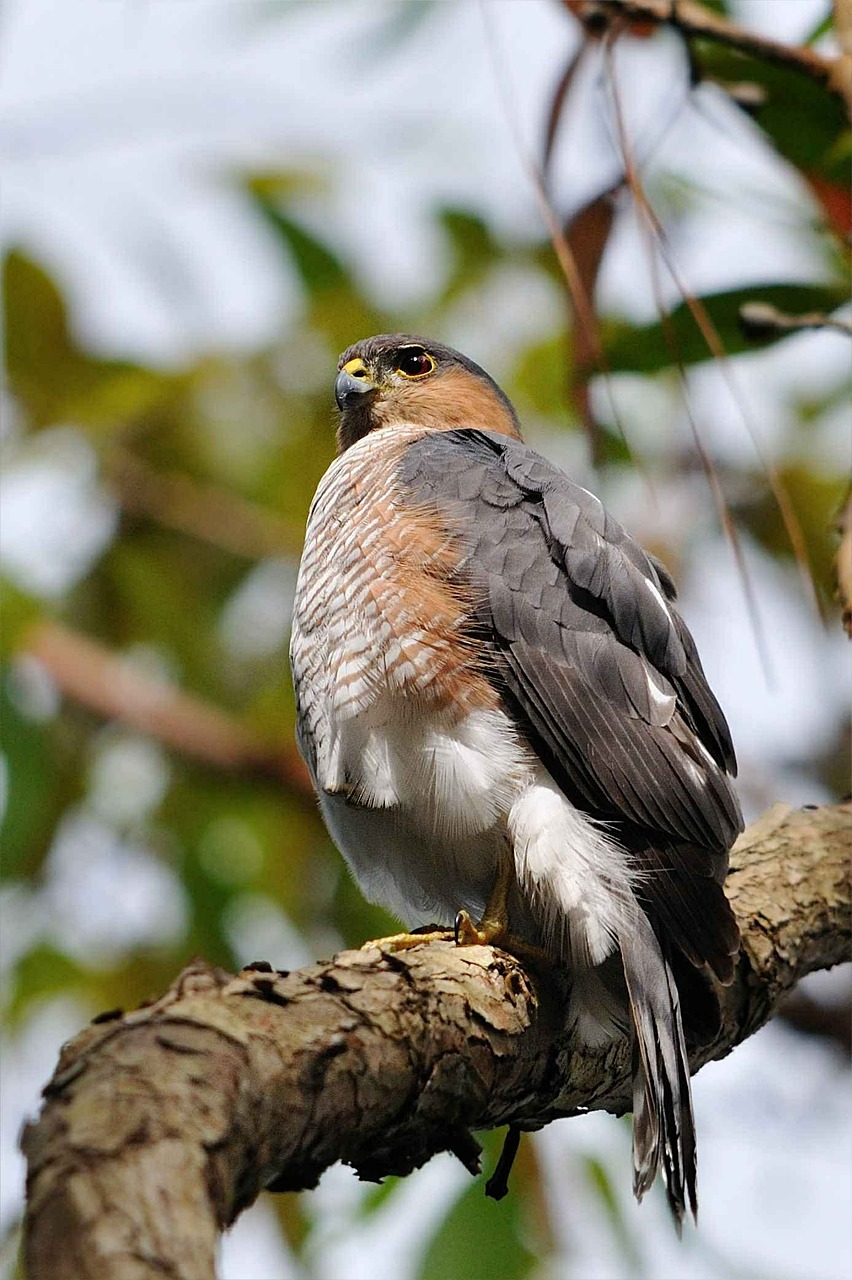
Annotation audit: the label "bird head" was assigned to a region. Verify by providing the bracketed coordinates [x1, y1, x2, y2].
[334, 334, 523, 452]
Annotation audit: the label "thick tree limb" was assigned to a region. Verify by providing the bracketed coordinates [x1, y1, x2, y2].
[23, 803, 851, 1280]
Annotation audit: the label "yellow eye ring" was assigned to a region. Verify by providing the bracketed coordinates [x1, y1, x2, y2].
[395, 349, 436, 379]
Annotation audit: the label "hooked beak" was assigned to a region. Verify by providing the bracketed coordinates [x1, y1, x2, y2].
[334, 359, 377, 411]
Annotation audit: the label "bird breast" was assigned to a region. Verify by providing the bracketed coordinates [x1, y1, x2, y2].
[290, 428, 533, 911]
[291, 426, 508, 793]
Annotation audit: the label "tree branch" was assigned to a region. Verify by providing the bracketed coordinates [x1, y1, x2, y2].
[23, 803, 851, 1280]
[20, 620, 314, 799]
[105, 447, 303, 561]
[572, 0, 852, 110]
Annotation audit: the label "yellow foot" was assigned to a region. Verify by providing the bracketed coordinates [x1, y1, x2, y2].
[454, 909, 506, 947]
[454, 910, 554, 971]
[360, 928, 455, 953]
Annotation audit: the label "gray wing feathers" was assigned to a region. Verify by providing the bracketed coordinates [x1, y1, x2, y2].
[399, 426, 742, 1224]
[400, 429, 742, 847]
[503, 448, 687, 675]
[400, 428, 742, 985]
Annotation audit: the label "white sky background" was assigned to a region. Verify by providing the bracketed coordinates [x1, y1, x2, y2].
[1, 2, 850, 1279]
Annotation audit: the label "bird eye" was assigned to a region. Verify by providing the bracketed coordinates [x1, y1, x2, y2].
[395, 349, 436, 379]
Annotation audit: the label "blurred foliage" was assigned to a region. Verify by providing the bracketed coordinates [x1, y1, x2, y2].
[1, 2, 849, 1277]
[694, 40, 851, 235]
[417, 1134, 543, 1280]
[604, 281, 848, 372]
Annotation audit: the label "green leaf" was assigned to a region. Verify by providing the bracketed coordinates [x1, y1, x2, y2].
[249, 194, 350, 296]
[360, 1175, 405, 1215]
[0, 672, 63, 881]
[804, 9, 834, 46]
[582, 1155, 644, 1272]
[734, 463, 848, 597]
[694, 42, 850, 190]
[267, 1192, 312, 1263]
[242, 179, 392, 348]
[227, 1, 316, 31]
[3, 251, 168, 432]
[0, 578, 43, 658]
[361, 0, 442, 56]
[438, 208, 504, 304]
[6, 944, 87, 1023]
[99, 535, 235, 692]
[604, 282, 847, 372]
[512, 334, 573, 417]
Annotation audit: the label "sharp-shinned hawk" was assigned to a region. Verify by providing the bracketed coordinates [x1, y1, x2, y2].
[290, 333, 743, 1223]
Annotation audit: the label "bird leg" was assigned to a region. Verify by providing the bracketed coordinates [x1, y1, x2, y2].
[457, 857, 554, 971]
[360, 874, 515, 954]
[362, 856, 551, 968]
[359, 862, 516, 955]
[454, 852, 514, 947]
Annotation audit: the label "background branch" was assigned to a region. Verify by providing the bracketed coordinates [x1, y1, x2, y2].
[21, 620, 313, 797]
[573, 0, 852, 110]
[23, 803, 851, 1280]
[739, 301, 852, 339]
[105, 447, 303, 560]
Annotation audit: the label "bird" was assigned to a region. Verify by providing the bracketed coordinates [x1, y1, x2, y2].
[289, 333, 743, 1223]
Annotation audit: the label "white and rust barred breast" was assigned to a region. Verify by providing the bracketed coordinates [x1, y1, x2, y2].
[290, 425, 499, 791]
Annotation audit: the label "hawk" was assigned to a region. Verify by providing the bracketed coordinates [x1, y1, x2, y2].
[290, 333, 742, 1222]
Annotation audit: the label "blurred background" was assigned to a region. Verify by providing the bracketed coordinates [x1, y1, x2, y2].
[1, 1, 850, 1278]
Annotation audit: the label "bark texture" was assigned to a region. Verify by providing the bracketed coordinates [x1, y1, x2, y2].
[23, 802, 852, 1280]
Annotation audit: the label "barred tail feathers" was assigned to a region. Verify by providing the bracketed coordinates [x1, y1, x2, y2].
[619, 911, 697, 1227]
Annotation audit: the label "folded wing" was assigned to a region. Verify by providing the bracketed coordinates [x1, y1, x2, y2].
[399, 428, 743, 984]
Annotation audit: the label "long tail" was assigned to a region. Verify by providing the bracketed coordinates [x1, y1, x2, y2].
[619, 909, 697, 1228]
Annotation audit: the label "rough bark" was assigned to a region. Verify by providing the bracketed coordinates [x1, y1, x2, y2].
[22, 802, 852, 1280]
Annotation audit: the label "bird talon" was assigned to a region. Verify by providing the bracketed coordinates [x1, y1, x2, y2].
[454, 910, 476, 946]
[454, 909, 505, 947]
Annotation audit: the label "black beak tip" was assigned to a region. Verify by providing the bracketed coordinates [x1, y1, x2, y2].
[334, 369, 375, 411]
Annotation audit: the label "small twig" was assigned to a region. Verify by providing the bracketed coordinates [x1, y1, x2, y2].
[479, 2, 647, 477]
[602, 38, 775, 680]
[835, 490, 852, 639]
[543, 46, 587, 176]
[598, 56, 822, 617]
[574, 0, 852, 111]
[485, 1124, 522, 1201]
[739, 301, 852, 340]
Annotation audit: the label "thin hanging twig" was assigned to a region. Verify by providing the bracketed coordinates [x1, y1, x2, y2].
[478, 2, 648, 481]
[599, 32, 822, 620]
[602, 37, 776, 680]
